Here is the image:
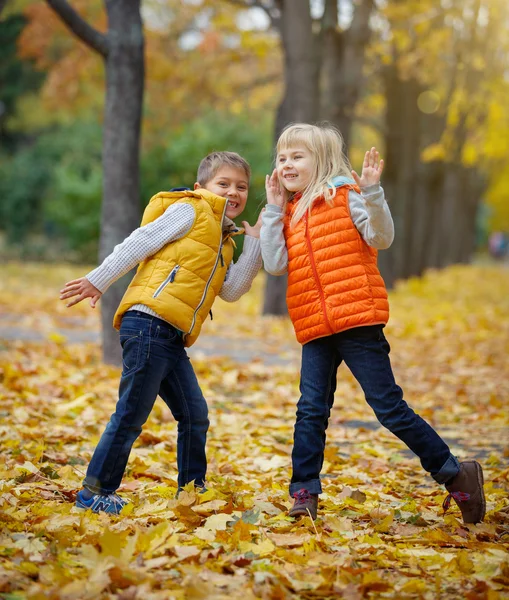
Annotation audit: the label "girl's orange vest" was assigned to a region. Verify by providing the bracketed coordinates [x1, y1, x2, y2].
[284, 184, 389, 345]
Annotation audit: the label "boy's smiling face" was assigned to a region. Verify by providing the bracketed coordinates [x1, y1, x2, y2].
[195, 166, 249, 220]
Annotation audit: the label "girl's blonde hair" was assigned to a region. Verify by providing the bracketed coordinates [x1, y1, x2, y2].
[277, 122, 352, 227]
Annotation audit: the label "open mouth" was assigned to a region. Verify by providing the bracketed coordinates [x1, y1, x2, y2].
[227, 200, 239, 209]
[284, 174, 298, 180]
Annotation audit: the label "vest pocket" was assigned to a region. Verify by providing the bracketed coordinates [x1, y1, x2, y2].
[153, 265, 180, 298]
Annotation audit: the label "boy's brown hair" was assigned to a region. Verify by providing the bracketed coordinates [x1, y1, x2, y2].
[197, 151, 251, 186]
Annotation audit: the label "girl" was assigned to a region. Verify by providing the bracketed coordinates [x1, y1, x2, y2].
[260, 123, 485, 523]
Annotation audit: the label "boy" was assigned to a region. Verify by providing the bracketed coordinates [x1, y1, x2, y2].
[60, 151, 262, 514]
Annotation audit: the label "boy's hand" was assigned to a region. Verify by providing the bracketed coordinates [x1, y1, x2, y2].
[351, 147, 384, 188]
[265, 169, 288, 208]
[242, 209, 264, 238]
[60, 277, 102, 308]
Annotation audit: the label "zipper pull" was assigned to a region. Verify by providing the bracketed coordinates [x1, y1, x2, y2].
[169, 265, 180, 283]
[209, 310, 213, 320]
[220, 253, 224, 267]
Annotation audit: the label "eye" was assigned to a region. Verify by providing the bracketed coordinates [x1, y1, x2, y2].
[218, 182, 228, 187]
[278, 156, 286, 163]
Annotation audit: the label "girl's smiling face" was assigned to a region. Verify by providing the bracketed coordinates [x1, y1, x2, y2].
[277, 146, 314, 193]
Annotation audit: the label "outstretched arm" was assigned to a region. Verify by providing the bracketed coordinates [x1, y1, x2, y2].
[59, 203, 195, 308]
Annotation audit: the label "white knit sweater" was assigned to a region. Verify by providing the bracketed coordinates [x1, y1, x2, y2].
[86, 203, 262, 324]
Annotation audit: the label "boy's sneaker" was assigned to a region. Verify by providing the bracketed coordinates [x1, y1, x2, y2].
[443, 460, 485, 524]
[76, 490, 128, 515]
[289, 489, 318, 520]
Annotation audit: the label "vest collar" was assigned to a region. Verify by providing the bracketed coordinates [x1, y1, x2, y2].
[288, 176, 356, 206]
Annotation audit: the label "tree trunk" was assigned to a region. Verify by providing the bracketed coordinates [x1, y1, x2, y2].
[263, 0, 318, 315]
[46, 0, 144, 365]
[99, 0, 144, 364]
[379, 65, 421, 287]
[328, 0, 374, 151]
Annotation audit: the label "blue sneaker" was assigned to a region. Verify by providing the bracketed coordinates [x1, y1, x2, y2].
[75, 490, 128, 514]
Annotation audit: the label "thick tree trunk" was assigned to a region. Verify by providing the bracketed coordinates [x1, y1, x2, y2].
[46, 0, 144, 365]
[99, 0, 144, 364]
[379, 66, 421, 287]
[327, 0, 374, 151]
[263, 0, 318, 316]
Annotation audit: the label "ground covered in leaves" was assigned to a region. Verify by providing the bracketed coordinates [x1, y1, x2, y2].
[0, 263, 508, 600]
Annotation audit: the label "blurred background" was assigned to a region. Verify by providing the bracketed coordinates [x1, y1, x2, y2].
[1, 0, 508, 359]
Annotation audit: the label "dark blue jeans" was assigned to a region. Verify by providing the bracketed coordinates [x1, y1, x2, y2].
[290, 325, 460, 496]
[84, 311, 209, 494]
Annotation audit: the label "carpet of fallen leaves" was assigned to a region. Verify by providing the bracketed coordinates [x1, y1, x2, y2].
[0, 262, 508, 600]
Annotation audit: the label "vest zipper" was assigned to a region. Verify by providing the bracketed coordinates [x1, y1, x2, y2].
[188, 202, 228, 335]
[304, 214, 333, 334]
[153, 265, 180, 298]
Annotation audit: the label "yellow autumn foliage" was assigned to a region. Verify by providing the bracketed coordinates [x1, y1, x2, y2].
[0, 262, 508, 598]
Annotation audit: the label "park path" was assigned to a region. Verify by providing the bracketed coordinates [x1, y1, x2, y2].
[0, 312, 298, 365]
[1, 311, 504, 463]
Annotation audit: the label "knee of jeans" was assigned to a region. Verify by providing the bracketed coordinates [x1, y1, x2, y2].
[374, 402, 409, 429]
[296, 402, 330, 420]
[193, 405, 209, 426]
[180, 402, 209, 426]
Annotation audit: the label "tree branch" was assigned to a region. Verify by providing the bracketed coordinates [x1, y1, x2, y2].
[45, 0, 109, 57]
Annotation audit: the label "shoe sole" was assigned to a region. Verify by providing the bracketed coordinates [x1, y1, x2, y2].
[469, 460, 486, 523]
[289, 508, 317, 520]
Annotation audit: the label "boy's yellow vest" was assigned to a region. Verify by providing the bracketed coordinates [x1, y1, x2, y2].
[113, 188, 238, 347]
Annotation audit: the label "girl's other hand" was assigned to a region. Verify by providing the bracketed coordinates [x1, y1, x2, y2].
[265, 168, 288, 208]
[351, 147, 384, 188]
[242, 208, 265, 238]
[59, 277, 102, 308]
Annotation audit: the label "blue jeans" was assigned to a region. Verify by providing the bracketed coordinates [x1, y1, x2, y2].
[84, 311, 209, 494]
[290, 325, 460, 496]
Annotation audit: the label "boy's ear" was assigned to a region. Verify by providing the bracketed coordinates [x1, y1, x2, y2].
[193, 182, 201, 190]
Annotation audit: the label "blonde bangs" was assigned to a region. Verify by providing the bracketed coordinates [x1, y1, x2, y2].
[277, 123, 352, 227]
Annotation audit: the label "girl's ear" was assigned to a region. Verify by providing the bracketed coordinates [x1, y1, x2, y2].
[194, 182, 201, 190]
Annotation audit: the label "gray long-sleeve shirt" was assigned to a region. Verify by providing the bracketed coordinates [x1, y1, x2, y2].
[260, 183, 394, 276]
[86, 203, 262, 324]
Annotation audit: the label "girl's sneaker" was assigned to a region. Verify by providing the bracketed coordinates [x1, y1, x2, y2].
[443, 460, 485, 523]
[76, 489, 128, 515]
[289, 489, 318, 519]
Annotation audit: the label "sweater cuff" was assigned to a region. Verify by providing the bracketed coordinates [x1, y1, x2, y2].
[360, 184, 384, 203]
[265, 204, 284, 215]
[242, 234, 262, 256]
[86, 268, 112, 294]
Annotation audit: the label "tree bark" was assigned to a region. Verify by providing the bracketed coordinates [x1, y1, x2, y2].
[46, 0, 144, 365]
[326, 0, 374, 151]
[263, 0, 318, 315]
[99, 0, 144, 365]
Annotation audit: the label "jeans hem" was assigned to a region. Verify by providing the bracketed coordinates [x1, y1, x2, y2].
[83, 480, 117, 495]
[432, 454, 460, 484]
[289, 479, 322, 496]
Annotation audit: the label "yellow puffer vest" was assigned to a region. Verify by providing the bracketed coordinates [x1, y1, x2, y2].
[113, 188, 238, 347]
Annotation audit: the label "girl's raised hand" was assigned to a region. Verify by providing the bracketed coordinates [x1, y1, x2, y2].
[60, 277, 102, 308]
[265, 168, 288, 208]
[351, 147, 384, 188]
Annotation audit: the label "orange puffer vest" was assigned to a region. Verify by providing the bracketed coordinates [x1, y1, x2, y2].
[284, 183, 389, 345]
